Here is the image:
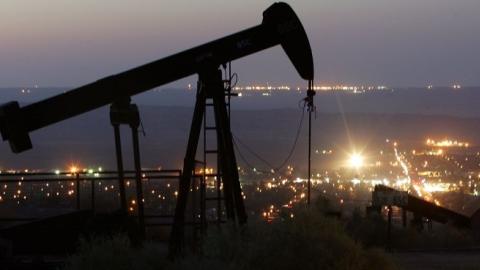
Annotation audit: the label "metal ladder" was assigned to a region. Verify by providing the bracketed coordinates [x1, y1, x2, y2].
[200, 63, 235, 229]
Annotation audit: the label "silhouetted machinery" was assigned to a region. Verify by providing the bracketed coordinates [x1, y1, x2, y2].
[372, 185, 470, 229]
[0, 2, 313, 253]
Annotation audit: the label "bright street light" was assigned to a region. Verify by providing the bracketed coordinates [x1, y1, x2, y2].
[348, 153, 364, 169]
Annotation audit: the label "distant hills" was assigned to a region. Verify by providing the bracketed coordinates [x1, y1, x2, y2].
[0, 105, 479, 171]
[0, 87, 479, 170]
[1, 86, 480, 117]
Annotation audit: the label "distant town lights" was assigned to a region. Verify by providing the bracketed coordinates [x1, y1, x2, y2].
[232, 84, 390, 92]
[426, 138, 470, 148]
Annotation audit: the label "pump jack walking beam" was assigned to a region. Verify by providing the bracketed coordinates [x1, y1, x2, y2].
[0, 2, 313, 154]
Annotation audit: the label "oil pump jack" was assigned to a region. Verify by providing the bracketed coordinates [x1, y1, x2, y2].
[0, 2, 314, 253]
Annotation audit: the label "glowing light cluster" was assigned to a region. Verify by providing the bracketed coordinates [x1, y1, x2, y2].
[426, 138, 469, 148]
[233, 85, 290, 91]
[313, 85, 387, 92]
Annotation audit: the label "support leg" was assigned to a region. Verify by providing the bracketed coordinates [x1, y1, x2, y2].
[170, 89, 205, 256]
[222, 121, 247, 224]
[214, 119, 234, 220]
[113, 124, 127, 214]
[132, 126, 146, 240]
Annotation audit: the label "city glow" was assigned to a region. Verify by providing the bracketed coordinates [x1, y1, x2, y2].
[0, 134, 478, 229]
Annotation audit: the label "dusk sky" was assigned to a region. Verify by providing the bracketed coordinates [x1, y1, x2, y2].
[1, 0, 480, 88]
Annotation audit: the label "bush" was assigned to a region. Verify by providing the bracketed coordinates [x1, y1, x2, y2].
[346, 208, 389, 247]
[65, 235, 169, 270]
[175, 206, 397, 270]
[65, 202, 397, 270]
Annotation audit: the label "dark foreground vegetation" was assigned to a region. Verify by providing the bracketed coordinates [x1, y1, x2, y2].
[63, 195, 480, 270]
[64, 198, 398, 270]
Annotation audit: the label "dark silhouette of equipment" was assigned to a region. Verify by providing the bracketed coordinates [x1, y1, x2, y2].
[109, 97, 146, 239]
[306, 80, 315, 205]
[175, 68, 246, 247]
[0, 2, 314, 254]
[372, 185, 470, 229]
[371, 184, 474, 250]
[199, 64, 238, 229]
